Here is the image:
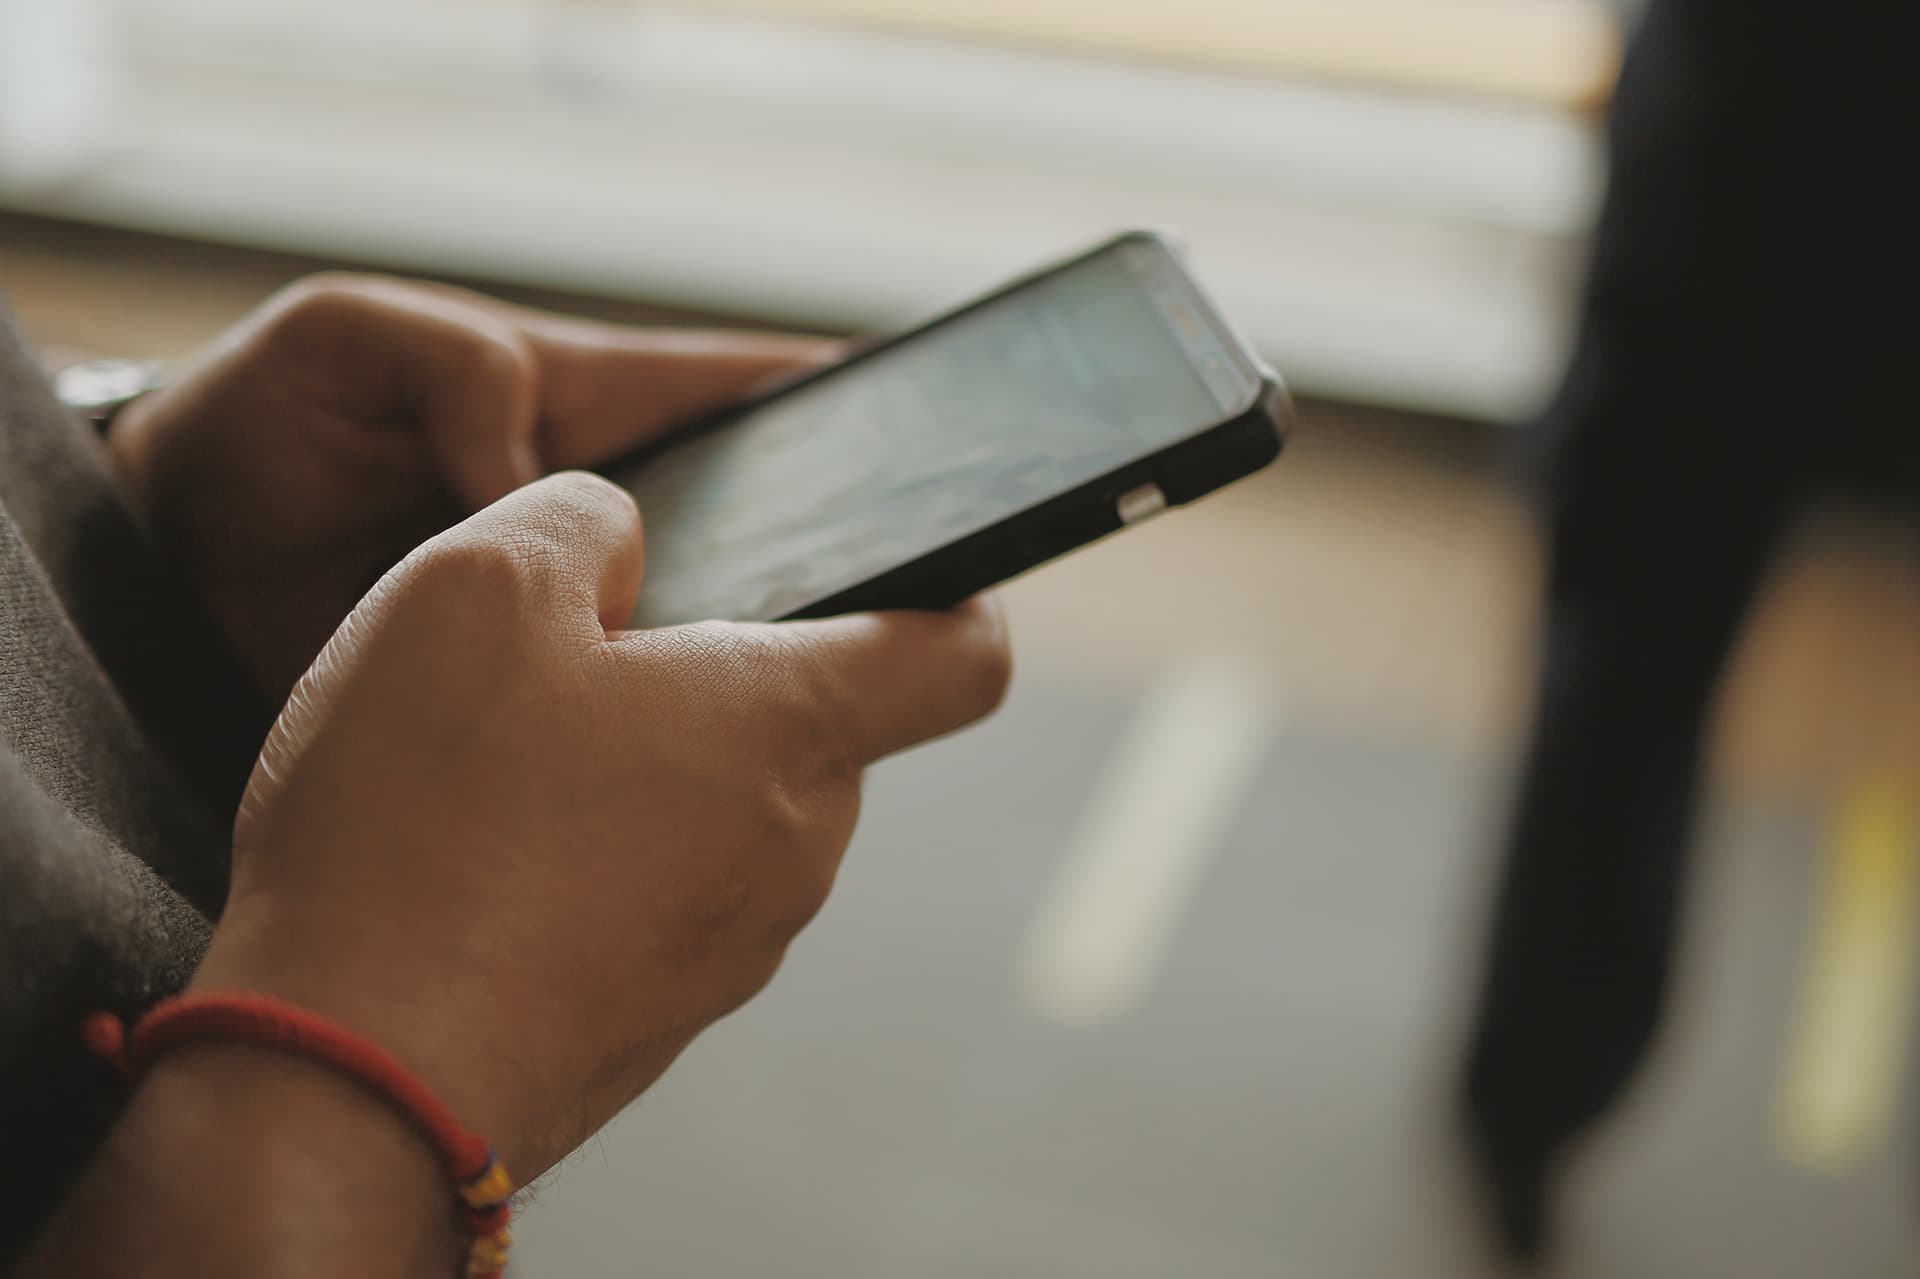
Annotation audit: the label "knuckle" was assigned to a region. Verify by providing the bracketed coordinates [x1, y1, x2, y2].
[513, 472, 640, 568]
[739, 773, 852, 933]
[746, 773, 816, 853]
[778, 645, 864, 775]
[449, 321, 535, 388]
[404, 473, 638, 589]
[265, 272, 384, 335]
[788, 687, 859, 781]
[540, 470, 638, 527]
[397, 535, 532, 615]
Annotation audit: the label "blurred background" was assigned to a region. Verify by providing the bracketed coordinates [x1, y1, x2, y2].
[2, 0, 1916, 1274]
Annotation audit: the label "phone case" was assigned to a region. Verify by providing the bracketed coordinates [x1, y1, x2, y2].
[602, 230, 1293, 621]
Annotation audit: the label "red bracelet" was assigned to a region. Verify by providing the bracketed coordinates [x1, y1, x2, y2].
[83, 993, 513, 1279]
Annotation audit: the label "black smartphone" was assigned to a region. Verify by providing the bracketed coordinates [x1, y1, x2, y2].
[602, 230, 1290, 627]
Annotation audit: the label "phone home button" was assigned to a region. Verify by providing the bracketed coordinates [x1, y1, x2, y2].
[1116, 483, 1168, 525]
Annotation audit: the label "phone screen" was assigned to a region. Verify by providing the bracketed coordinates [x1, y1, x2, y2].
[609, 239, 1257, 628]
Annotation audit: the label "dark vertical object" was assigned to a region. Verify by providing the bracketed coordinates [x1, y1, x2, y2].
[1458, 0, 1920, 1257]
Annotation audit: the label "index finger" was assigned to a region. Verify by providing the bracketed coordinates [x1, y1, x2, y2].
[522, 321, 840, 470]
[347, 276, 838, 471]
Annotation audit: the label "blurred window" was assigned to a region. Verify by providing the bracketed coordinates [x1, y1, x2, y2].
[0, 0, 1620, 420]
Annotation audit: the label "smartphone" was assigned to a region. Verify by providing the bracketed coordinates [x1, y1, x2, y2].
[602, 231, 1290, 628]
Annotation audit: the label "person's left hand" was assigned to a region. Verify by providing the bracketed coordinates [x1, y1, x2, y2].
[107, 274, 833, 703]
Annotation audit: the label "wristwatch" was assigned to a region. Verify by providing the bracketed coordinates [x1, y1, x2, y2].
[54, 357, 168, 433]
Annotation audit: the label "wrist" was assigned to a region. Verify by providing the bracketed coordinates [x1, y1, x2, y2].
[190, 916, 554, 1179]
[21, 1042, 459, 1279]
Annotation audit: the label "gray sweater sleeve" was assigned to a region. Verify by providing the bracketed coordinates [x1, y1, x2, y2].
[0, 745, 213, 1265]
[0, 303, 268, 826]
[0, 298, 266, 1263]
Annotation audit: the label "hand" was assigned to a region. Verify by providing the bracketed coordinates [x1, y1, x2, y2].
[190, 473, 1012, 1179]
[107, 274, 832, 703]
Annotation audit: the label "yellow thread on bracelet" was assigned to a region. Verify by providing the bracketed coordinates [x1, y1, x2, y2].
[460, 1160, 512, 1209]
[467, 1233, 512, 1276]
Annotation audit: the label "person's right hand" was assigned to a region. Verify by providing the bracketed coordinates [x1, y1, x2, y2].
[190, 472, 1011, 1181]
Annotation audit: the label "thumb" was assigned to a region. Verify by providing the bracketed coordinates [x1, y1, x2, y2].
[744, 597, 1012, 765]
